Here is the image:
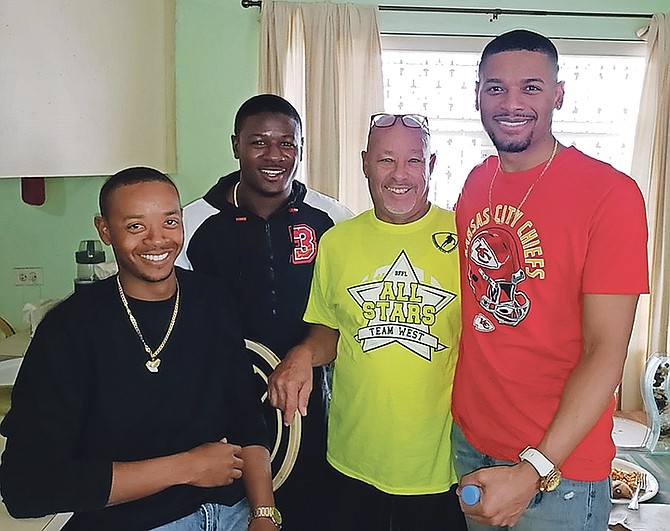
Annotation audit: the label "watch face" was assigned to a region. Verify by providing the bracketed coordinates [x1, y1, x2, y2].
[540, 471, 561, 492]
[272, 507, 283, 525]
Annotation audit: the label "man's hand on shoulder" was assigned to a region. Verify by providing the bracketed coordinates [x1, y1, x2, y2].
[459, 462, 540, 527]
[268, 345, 314, 426]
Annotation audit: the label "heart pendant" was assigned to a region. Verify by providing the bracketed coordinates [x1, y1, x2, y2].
[146, 358, 161, 373]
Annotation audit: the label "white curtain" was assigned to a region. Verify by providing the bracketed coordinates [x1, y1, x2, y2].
[259, 1, 384, 213]
[622, 13, 670, 410]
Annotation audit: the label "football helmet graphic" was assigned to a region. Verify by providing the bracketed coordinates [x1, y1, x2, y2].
[468, 227, 530, 326]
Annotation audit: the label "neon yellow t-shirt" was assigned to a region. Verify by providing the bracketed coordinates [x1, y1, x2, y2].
[304, 205, 460, 494]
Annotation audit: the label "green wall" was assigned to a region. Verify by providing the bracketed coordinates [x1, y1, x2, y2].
[0, 0, 667, 329]
[0, 0, 258, 328]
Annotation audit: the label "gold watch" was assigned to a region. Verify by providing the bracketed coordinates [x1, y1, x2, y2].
[249, 506, 282, 529]
[519, 446, 562, 492]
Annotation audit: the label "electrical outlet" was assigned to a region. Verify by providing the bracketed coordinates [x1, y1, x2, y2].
[14, 267, 43, 286]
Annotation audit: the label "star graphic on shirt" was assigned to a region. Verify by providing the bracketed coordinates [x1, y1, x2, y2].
[348, 251, 457, 361]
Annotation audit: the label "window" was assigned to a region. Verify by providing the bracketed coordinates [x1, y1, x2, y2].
[382, 36, 646, 209]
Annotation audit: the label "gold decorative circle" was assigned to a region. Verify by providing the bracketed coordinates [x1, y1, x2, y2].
[245, 339, 302, 490]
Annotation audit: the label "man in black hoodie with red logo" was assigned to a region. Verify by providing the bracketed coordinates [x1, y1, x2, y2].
[177, 94, 351, 531]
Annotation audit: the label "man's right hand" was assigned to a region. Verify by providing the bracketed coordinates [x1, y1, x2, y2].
[185, 438, 244, 487]
[268, 345, 314, 426]
[108, 438, 244, 506]
[458, 463, 540, 527]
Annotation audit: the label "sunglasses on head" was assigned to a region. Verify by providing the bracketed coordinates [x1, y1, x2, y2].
[369, 113, 430, 133]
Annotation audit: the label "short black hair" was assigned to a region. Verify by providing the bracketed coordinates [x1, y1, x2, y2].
[233, 94, 302, 136]
[99, 166, 178, 217]
[480, 29, 559, 76]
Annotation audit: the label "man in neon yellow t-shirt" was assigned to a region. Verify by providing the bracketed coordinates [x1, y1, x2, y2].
[268, 114, 466, 531]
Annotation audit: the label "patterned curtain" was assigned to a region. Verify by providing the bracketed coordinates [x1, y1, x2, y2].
[624, 13, 670, 410]
[258, 1, 384, 213]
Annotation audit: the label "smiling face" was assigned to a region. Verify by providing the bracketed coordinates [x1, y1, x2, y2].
[94, 181, 182, 300]
[362, 123, 435, 224]
[476, 50, 564, 164]
[232, 112, 302, 201]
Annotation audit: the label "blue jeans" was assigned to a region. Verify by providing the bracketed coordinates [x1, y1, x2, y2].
[451, 423, 612, 531]
[150, 499, 250, 531]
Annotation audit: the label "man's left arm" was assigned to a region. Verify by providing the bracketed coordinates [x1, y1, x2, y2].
[537, 294, 638, 469]
[242, 445, 279, 531]
[461, 294, 638, 527]
[225, 333, 279, 530]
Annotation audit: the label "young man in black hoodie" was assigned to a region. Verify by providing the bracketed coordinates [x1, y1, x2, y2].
[177, 94, 351, 530]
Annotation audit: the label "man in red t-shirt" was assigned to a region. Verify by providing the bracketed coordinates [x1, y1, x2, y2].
[452, 29, 649, 530]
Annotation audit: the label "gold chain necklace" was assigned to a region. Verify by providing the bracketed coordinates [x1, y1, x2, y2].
[116, 275, 180, 373]
[488, 138, 559, 222]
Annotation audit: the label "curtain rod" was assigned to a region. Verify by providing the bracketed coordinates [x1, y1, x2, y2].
[378, 6, 651, 19]
[240, 2, 652, 19]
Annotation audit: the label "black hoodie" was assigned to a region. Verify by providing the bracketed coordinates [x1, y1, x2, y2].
[177, 170, 352, 361]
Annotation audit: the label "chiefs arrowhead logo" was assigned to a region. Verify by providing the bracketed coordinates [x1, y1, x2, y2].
[473, 313, 495, 332]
